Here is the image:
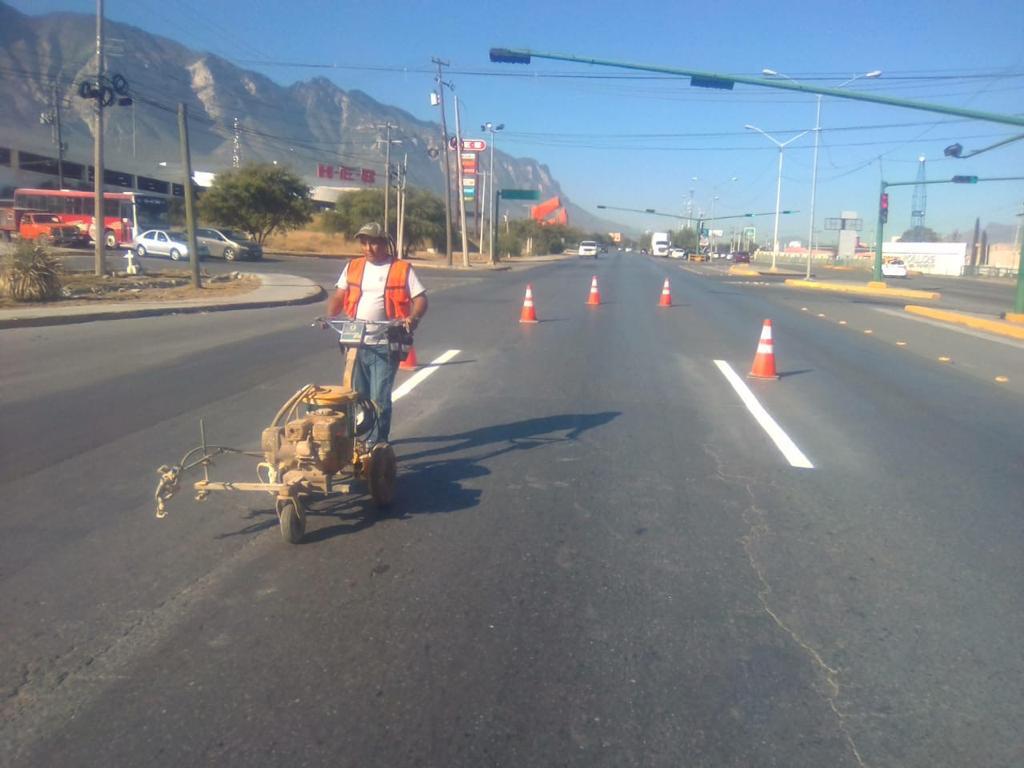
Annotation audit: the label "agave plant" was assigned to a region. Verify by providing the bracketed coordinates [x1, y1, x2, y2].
[0, 241, 64, 301]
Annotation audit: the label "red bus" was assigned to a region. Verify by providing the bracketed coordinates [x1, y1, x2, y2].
[12, 188, 171, 248]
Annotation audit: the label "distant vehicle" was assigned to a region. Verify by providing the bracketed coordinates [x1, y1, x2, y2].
[196, 227, 263, 261]
[650, 231, 670, 257]
[882, 258, 908, 278]
[732, 251, 751, 264]
[133, 229, 209, 261]
[668, 247, 686, 259]
[625, 247, 633, 253]
[577, 240, 599, 258]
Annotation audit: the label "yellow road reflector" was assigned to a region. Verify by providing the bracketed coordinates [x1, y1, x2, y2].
[863, 329, 873, 335]
[896, 341, 907, 347]
[995, 375, 1009, 383]
[938, 356, 952, 363]
[801, 307, 808, 311]
[817, 313, 826, 318]
[838, 320, 848, 325]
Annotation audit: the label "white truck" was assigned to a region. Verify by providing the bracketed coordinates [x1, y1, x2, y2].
[650, 231, 670, 257]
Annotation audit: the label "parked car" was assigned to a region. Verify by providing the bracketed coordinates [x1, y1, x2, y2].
[133, 229, 209, 261]
[196, 227, 263, 261]
[668, 247, 686, 259]
[577, 240, 599, 258]
[882, 258, 908, 278]
[732, 251, 751, 264]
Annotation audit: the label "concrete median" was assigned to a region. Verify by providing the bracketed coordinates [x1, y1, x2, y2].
[784, 279, 940, 301]
[905, 305, 1024, 340]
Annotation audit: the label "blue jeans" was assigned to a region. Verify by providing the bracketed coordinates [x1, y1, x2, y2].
[351, 345, 398, 446]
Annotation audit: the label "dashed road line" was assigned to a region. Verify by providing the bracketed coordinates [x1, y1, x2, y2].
[393, 349, 461, 401]
[713, 360, 815, 469]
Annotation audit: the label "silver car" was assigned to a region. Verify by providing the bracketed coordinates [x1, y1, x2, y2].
[133, 229, 208, 261]
[196, 227, 263, 261]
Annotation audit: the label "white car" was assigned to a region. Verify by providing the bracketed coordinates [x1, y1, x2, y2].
[668, 247, 686, 259]
[133, 229, 209, 261]
[881, 259, 908, 278]
[577, 241, 599, 258]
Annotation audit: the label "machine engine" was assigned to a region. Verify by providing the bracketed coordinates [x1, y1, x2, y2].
[262, 408, 351, 492]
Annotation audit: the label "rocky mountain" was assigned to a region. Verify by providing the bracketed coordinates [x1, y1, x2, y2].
[0, 2, 621, 234]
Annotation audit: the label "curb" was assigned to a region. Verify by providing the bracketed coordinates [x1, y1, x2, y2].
[783, 278, 940, 301]
[0, 273, 325, 329]
[905, 305, 1024, 340]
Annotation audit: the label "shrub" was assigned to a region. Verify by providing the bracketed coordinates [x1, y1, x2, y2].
[0, 240, 63, 301]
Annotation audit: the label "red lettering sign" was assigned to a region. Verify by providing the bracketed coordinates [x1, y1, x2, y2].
[361, 168, 376, 184]
[340, 166, 355, 181]
[317, 163, 334, 179]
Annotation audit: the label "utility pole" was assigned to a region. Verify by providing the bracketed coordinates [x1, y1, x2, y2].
[178, 103, 201, 289]
[433, 58, 454, 266]
[232, 116, 240, 168]
[453, 95, 469, 267]
[381, 121, 394, 237]
[396, 152, 408, 259]
[53, 86, 65, 188]
[93, 0, 105, 276]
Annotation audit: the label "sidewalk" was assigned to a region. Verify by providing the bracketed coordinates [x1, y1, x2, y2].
[0, 272, 324, 329]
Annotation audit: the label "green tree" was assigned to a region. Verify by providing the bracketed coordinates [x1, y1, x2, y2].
[199, 164, 313, 245]
[323, 187, 445, 256]
[901, 226, 942, 242]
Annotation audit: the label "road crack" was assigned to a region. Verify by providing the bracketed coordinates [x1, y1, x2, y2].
[702, 443, 868, 768]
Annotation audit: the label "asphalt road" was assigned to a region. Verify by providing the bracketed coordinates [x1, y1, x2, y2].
[2, 253, 1022, 767]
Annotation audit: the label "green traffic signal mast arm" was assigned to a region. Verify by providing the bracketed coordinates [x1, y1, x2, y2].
[489, 48, 1024, 128]
[597, 205, 797, 220]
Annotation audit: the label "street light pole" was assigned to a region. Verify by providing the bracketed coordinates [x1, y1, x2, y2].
[764, 68, 882, 279]
[744, 124, 808, 271]
[482, 121, 504, 264]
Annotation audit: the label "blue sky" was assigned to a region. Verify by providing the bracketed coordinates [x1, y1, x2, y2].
[13, 0, 1024, 242]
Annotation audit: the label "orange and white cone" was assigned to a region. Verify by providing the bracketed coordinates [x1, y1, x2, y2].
[657, 278, 672, 307]
[748, 319, 780, 380]
[519, 284, 539, 323]
[399, 345, 418, 370]
[586, 275, 601, 306]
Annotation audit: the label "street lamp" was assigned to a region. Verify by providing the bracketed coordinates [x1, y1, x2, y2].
[744, 124, 809, 271]
[481, 121, 504, 263]
[763, 68, 881, 278]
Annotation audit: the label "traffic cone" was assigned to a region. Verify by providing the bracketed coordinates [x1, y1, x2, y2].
[399, 345, 418, 370]
[657, 278, 672, 307]
[586, 275, 601, 306]
[748, 319, 780, 380]
[519, 284, 539, 323]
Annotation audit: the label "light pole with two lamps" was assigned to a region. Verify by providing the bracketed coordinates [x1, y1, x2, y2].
[481, 121, 504, 264]
[744, 124, 808, 271]
[763, 68, 882, 278]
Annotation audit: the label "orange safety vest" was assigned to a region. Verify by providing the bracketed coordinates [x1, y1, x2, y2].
[342, 257, 413, 319]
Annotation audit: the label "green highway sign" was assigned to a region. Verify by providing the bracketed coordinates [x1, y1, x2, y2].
[501, 189, 541, 201]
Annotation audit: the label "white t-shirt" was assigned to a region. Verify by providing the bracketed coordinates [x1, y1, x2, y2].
[336, 259, 426, 321]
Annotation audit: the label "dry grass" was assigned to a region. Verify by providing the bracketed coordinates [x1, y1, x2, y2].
[0, 270, 261, 308]
[265, 228, 359, 257]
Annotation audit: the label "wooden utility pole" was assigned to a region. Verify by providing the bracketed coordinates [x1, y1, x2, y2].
[381, 121, 394, 238]
[178, 103, 201, 289]
[433, 58, 453, 267]
[93, 0, 105, 276]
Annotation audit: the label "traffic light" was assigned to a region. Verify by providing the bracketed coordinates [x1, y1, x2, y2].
[952, 175, 978, 184]
[879, 192, 889, 224]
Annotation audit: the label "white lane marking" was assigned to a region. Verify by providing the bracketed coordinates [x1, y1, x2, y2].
[871, 306, 1024, 350]
[713, 360, 815, 469]
[392, 349, 460, 401]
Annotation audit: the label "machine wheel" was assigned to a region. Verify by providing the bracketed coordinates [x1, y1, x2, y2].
[104, 230, 117, 249]
[223, 247, 236, 261]
[367, 443, 397, 508]
[135, 244, 147, 257]
[278, 498, 305, 544]
[169, 248, 182, 261]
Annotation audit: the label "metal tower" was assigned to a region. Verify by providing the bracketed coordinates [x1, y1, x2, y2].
[910, 155, 927, 231]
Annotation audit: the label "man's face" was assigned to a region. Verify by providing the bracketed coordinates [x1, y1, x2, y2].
[359, 237, 389, 262]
